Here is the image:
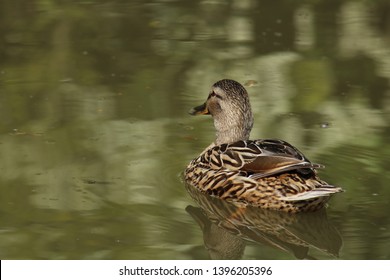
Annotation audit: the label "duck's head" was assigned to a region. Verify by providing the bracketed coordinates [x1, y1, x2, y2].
[189, 79, 254, 145]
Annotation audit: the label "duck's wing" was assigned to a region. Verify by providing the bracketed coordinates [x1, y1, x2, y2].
[204, 139, 322, 179]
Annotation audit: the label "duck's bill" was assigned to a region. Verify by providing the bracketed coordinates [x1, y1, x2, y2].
[189, 103, 209, 115]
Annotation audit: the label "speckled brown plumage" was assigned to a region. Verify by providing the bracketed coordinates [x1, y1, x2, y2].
[185, 79, 342, 213]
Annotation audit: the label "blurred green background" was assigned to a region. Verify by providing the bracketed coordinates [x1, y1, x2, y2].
[0, 0, 389, 259]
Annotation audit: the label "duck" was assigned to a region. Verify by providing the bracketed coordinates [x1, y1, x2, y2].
[184, 79, 342, 213]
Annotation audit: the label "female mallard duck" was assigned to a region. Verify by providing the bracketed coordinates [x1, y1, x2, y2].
[184, 79, 342, 213]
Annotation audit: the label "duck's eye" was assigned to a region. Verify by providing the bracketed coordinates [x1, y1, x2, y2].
[209, 91, 222, 99]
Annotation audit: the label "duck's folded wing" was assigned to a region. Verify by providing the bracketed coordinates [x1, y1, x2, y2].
[207, 139, 323, 178]
[243, 156, 322, 179]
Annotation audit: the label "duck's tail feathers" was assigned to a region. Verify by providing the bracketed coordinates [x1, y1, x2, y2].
[279, 185, 343, 202]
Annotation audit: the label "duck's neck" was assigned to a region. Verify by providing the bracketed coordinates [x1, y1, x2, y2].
[212, 109, 254, 145]
[214, 126, 252, 145]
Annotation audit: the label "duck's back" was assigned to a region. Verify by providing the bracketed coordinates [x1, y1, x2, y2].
[185, 139, 342, 213]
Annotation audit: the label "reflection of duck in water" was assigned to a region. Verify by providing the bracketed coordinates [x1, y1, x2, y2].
[186, 185, 342, 259]
[185, 79, 342, 213]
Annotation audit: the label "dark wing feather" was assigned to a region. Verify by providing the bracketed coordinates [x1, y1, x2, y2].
[208, 139, 322, 178]
[243, 156, 320, 179]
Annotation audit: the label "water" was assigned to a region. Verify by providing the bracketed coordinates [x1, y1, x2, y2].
[0, 0, 389, 260]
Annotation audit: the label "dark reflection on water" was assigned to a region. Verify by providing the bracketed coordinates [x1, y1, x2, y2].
[185, 184, 342, 260]
[0, 0, 389, 259]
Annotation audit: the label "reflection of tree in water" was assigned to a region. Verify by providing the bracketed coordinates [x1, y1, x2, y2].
[0, 0, 389, 121]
